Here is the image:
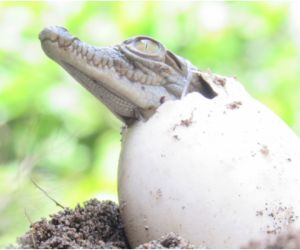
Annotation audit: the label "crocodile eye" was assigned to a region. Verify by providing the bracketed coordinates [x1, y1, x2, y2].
[134, 38, 161, 55]
[123, 36, 165, 58]
[121, 36, 166, 60]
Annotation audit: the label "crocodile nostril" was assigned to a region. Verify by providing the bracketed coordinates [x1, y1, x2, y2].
[39, 26, 71, 42]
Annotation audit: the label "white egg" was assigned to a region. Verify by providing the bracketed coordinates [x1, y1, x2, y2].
[118, 74, 300, 248]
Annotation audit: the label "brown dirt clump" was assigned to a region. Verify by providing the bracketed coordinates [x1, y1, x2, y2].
[136, 232, 194, 249]
[15, 199, 129, 249]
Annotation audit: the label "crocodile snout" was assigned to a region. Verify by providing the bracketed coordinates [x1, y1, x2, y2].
[39, 26, 77, 47]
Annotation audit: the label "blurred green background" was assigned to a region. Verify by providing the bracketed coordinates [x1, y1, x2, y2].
[0, 1, 300, 247]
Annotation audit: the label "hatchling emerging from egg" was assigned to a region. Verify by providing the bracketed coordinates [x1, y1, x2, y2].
[40, 26, 300, 248]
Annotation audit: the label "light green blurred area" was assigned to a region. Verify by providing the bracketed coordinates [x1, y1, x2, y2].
[0, 1, 300, 247]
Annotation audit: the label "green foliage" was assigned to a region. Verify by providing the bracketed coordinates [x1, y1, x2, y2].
[0, 1, 299, 247]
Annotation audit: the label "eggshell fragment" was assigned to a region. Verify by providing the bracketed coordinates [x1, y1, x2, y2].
[118, 75, 300, 248]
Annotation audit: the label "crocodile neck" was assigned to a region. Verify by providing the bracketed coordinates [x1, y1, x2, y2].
[39, 26, 217, 124]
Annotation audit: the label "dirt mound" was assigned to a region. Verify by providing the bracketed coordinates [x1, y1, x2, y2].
[15, 199, 127, 248]
[13, 198, 300, 249]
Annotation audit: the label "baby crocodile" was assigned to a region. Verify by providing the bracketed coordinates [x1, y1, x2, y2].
[39, 26, 216, 124]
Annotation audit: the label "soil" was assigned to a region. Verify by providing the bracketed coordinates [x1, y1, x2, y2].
[14, 199, 127, 249]
[12, 198, 300, 249]
[13, 199, 193, 249]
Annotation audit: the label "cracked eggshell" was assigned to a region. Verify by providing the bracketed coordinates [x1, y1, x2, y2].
[118, 76, 300, 248]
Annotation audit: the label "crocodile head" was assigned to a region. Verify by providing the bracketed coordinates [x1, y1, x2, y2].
[39, 26, 216, 124]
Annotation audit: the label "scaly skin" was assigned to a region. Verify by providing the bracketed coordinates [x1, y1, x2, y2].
[39, 26, 217, 124]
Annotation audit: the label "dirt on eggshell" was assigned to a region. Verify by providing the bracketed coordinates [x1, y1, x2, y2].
[243, 229, 300, 249]
[11, 198, 300, 249]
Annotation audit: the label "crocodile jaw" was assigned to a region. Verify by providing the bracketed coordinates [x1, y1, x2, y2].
[39, 26, 177, 123]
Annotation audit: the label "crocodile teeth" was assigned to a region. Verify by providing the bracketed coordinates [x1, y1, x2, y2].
[113, 60, 122, 69]
[58, 36, 66, 47]
[101, 57, 109, 66]
[92, 55, 101, 66]
[70, 43, 75, 51]
[151, 76, 164, 85]
[126, 70, 134, 79]
[81, 46, 88, 56]
[87, 47, 95, 61]
[133, 71, 143, 81]
[145, 75, 154, 85]
[104, 57, 113, 68]
[76, 45, 82, 56]
[139, 74, 147, 84]
[72, 40, 79, 51]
